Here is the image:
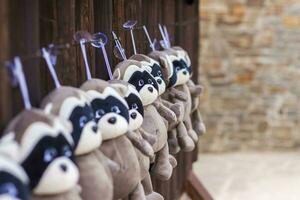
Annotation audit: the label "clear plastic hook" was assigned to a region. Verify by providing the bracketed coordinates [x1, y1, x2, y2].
[91, 32, 108, 48]
[91, 32, 113, 80]
[42, 47, 61, 88]
[158, 24, 169, 49]
[123, 20, 137, 55]
[112, 31, 127, 60]
[74, 31, 92, 80]
[6, 57, 32, 110]
[143, 26, 155, 52]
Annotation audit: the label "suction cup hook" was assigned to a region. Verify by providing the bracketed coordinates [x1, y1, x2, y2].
[5, 57, 32, 109]
[122, 20, 137, 30]
[42, 44, 61, 88]
[74, 31, 93, 80]
[91, 32, 108, 48]
[112, 31, 127, 60]
[91, 32, 113, 80]
[74, 31, 92, 44]
[123, 20, 137, 54]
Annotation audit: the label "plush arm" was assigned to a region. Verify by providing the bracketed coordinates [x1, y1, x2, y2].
[168, 87, 188, 101]
[139, 127, 157, 146]
[126, 130, 154, 158]
[153, 100, 177, 124]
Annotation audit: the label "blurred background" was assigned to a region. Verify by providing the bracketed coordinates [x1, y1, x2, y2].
[194, 0, 300, 199]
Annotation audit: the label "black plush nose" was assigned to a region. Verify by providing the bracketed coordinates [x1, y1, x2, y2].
[108, 117, 117, 124]
[131, 112, 137, 119]
[92, 125, 98, 133]
[157, 79, 162, 84]
[148, 87, 153, 92]
[60, 164, 67, 172]
[183, 70, 187, 75]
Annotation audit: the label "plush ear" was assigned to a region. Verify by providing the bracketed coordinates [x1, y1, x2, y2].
[43, 103, 53, 115]
[110, 83, 128, 98]
[163, 55, 174, 79]
[123, 65, 143, 81]
[113, 68, 121, 80]
[140, 62, 152, 73]
[0, 132, 19, 159]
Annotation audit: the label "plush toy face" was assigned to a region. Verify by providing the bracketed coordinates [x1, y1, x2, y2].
[0, 156, 29, 200]
[43, 88, 101, 156]
[173, 48, 192, 76]
[167, 54, 190, 87]
[130, 54, 166, 95]
[6, 110, 79, 195]
[124, 85, 144, 131]
[85, 87, 129, 140]
[121, 65, 159, 106]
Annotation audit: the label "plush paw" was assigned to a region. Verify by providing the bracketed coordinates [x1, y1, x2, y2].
[169, 155, 177, 168]
[188, 129, 199, 144]
[170, 103, 184, 122]
[150, 161, 173, 181]
[168, 138, 181, 155]
[177, 135, 195, 152]
[194, 122, 206, 135]
[146, 192, 164, 200]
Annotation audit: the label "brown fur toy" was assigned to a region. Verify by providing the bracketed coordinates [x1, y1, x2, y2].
[149, 50, 196, 153]
[113, 60, 177, 181]
[129, 54, 182, 126]
[40, 86, 114, 200]
[109, 80, 164, 200]
[4, 109, 81, 200]
[80, 79, 145, 200]
[171, 46, 206, 136]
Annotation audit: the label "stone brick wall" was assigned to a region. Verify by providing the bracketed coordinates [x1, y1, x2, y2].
[199, 0, 300, 152]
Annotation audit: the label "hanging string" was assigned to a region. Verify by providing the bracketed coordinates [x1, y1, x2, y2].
[6, 57, 32, 109]
[42, 47, 61, 88]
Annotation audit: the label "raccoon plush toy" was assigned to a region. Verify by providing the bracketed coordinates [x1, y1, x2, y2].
[4, 109, 81, 200]
[149, 50, 196, 153]
[109, 80, 164, 200]
[129, 54, 182, 127]
[80, 79, 145, 200]
[40, 87, 114, 200]
[113, 60, 177, 181]
[171, 46, 206, 136]
[0, 135, 30, 200]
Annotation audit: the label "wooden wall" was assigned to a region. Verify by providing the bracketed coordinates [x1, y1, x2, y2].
[0, 1, 200, 199]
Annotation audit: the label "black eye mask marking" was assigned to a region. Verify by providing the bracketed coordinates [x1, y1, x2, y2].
[151, 63, 165, 82]
[91, 96, 129, 123]
[125, 93, 144, 117]
[128, 70, 158, 92]
[0, 172, 29, 200]
[168, 59, 190, 87]
[68, 104, 95, 148]
[179, 59, 192, 74]
[21, 134, 74, 190]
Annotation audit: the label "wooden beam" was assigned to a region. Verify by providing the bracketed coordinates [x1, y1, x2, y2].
[185, 171, 213, 200]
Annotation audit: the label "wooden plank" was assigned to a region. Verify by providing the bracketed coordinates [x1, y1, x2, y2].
[75, 0, 95, 85]
[185, 171, 214, 200]
[54, 0, 77, 86]
[8, 0, 41, 112]
[93, 0, 113, 80]
[0, 0, 11, 132]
